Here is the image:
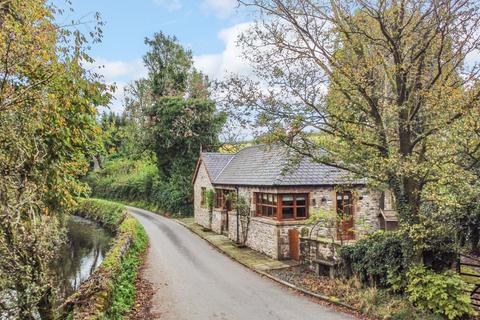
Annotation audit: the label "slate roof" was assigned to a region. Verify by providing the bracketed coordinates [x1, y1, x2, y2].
[200, 144, 364, 186]
[201, 152, 235, 181]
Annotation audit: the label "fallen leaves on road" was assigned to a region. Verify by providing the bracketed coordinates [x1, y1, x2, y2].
[126, 251, 161, 320]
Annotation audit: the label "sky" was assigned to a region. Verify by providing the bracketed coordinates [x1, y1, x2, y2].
[55, 0, 253, 113]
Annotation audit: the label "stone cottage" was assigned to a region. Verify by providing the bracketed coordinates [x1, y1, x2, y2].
[192, 144, 396, 260]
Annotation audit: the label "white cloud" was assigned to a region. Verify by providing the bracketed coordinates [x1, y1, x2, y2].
[194, 22, 252, 80]
[93, 58, 147, 81]
[153, 0, 182, 11]
[202, 0, 237, 19]
[90, 58, 148, 114]
[106, 81, 128, 114]
[465, 49, 480, 69]
[93, 22, 254, 114]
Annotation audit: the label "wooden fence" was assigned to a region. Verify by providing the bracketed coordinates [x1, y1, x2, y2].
[457, 253, 480, 310]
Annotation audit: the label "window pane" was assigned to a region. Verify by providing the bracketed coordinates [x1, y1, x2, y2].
[282, 207, 294, 219]
[263, 194, 268, 202]
[282, 195, 294, 206]
[297, 207, 307, 218]
[273, 195, 277, 205]
[296, 195, 306, 206]
[267, 207, 273, 216]
[272, 206, 277, 217]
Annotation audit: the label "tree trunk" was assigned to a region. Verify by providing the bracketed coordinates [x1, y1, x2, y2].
[209, 209, 213, 230]
[389, 174, 421, 225]
[471, 225, 480, 254]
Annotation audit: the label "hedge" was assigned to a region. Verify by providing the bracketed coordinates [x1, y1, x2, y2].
[59, 198, 148, 320]
[72, 198, 127, 233]
[84, 157, 193, 216]
[83, 158, 161, 213]
[339, 231, 409, 287]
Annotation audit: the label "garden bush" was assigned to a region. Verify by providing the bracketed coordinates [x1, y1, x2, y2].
[59, 199, 148, 320]
[73, 198, 126, 232]
[406, 266, 476, 320]
[339, 231, 410, 287]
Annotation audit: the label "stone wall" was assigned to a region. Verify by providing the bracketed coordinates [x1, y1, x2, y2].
[227, 211, 307, 260]
[195, 179, 385, 260]
[246, 218, 279, 258]
[300, 237, 343, 274]
[193, 161, 213, 228]
[307, 186, 382, 238]
[354, 188, 382, 236]
[211, 209, 223, 234]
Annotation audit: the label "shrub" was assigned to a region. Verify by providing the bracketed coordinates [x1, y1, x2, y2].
[403, 222, 457, 272]
[73, 198, 126, 232]
[151, 173, 193, 216]
[84, 157, 194, 216]
[405, 266, 476, 320]
[339, 231, 410, 287]
[84, 158, 158, 207]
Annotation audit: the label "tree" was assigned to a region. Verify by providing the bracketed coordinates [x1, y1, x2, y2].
[146, 97, 226, 214]
[220, 0, 480, 231]
[118, 31, 225, 215]
[143, 32, 194, 98]
[0, 1, 109, 318]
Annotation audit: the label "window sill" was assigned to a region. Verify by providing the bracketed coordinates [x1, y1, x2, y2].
[250, 216, 311, 226]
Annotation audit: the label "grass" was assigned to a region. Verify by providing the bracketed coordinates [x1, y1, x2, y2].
[83, 157, 192, 218]
[83, 158, 160, 211]
[107, 219, 149, 319]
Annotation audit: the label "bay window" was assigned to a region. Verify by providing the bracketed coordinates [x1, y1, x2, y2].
[255, 193, 308, 220]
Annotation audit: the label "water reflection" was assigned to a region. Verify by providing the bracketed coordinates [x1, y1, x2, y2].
[53, 216, 112, 302]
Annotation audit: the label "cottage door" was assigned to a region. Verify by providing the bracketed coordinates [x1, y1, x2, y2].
[288, 229, 300, 260]
[336, 191, 355, 241]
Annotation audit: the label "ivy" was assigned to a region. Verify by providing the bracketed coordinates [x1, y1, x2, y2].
[339, 231, 412, 287]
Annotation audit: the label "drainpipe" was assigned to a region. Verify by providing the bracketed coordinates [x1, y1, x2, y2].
[236, 186, 240, 244]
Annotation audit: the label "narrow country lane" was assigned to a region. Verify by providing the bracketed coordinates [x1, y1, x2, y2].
[128, 207, 354, 320]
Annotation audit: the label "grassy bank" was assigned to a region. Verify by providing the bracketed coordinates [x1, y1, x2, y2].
[59, 198, 148, 320]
